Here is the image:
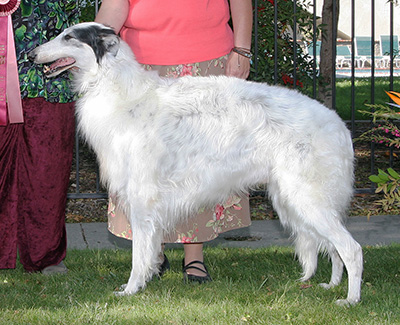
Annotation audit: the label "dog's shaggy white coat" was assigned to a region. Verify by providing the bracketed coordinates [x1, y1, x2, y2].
[30, 22, 363, 305]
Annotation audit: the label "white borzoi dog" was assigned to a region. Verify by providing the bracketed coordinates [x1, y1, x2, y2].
[29, 22, 363, 305]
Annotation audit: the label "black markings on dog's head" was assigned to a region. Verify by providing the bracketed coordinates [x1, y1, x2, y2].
[68, 24, 120, 63]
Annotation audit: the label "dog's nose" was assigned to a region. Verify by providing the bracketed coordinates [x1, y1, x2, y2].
[27, 50, 36, 61]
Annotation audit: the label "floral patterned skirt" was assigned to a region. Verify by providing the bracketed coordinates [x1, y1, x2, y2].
[108, 56, 251, 243]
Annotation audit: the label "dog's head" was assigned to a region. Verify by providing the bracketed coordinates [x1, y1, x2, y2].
[29, 22, 120, 77]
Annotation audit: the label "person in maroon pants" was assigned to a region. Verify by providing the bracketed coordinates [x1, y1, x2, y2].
[0, 1, 78, 274]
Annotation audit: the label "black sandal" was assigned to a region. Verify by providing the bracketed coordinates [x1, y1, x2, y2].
[182, 259, 212, 283]
[157, 254, 170, 278]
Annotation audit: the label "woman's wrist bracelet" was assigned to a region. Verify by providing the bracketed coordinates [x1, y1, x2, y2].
[232, 47, 253, 59]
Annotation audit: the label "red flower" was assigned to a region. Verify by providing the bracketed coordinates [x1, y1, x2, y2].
[215, 204, 225, 220]
[258, 0, 274, 10]
[180, 65, 193, 77]
[281, 73, 304, 88]
[180, 234, 196, 243]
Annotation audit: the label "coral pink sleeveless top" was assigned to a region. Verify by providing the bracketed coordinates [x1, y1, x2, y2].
[120, 0, 234, 65]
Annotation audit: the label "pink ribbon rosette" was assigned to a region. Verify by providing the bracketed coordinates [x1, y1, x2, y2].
[0, 0, 23, 125]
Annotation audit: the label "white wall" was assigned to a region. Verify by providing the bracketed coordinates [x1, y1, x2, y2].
[312, 0, 400, 39]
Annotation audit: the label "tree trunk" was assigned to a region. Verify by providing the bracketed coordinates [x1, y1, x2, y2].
[318, 0, 340, 109]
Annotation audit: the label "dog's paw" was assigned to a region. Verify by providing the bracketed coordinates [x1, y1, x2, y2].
[114, 290, 130, 296]
[335, 298, 359, 307]
[113, 283, 129, 296]
[319, 282, 335, 290]
[113, 283, 143, 296]
[113, 288, 137, 296]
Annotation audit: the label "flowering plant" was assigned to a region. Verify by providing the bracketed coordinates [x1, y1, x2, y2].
[356, 91, 400, 216]
[367, 168, 400, 216]
[250, 0, 317, 92]
[357, 91, 400, 148]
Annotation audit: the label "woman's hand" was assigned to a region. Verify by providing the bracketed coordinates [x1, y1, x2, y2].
[225, 51, 251, 79]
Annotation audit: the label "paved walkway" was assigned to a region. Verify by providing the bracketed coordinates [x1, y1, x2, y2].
[66, 215, 400, 250]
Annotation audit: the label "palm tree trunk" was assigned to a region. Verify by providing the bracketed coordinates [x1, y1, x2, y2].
[318, 0, 340, 109]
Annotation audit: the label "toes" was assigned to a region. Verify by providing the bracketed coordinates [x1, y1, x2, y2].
[335, 298, 360, 307]
[319, 282, 335, 290]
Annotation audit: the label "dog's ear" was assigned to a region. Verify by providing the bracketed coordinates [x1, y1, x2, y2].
[101, 33, 120, 57]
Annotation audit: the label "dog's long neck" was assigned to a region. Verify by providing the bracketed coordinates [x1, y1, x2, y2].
[73, 42, 161, 105]
[73, 41, 162, 170]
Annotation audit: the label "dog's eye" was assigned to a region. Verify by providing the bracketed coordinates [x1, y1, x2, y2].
[64, 34, 74, 41]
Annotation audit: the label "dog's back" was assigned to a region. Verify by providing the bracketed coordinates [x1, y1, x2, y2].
[152, 76, 354, 214]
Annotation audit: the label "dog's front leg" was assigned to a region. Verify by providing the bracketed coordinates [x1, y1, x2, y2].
[114, 213, 163, 296]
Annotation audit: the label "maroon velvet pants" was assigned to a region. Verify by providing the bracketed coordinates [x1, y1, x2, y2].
[0, 98, 75, 272]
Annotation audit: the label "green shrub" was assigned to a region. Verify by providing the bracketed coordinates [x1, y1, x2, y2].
[78, 0, 99, 22]
[250, 0, 318, 95]
[356, 91, 400, 216]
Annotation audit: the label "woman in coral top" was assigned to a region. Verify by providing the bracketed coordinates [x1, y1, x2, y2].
[96, 0, 253, 283]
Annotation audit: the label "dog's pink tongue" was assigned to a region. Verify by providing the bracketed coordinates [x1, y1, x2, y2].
[50, 57, 75, 70]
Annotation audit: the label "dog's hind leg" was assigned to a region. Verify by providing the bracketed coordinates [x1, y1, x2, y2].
[294, 230, 319, 282]
[329, 230, 362, 306]
[115, 211, 163, 296]
[271, 187, 362, 305]
[308, 216, 363, 306]
[294, 229, 346, 290]
[296, 234, 345, 288]
[319, 244, 344, 290]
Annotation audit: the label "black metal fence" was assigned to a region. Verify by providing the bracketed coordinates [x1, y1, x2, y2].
[68, 0, 400, 199]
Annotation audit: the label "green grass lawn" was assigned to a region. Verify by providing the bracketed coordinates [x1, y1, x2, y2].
[1, 246, 399, 324]
[335, 77, 400, 120]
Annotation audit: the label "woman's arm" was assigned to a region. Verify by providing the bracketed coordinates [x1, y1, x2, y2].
[94, 0, 129, 34]
[226, 0, 253, 79]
